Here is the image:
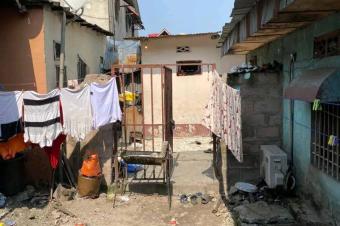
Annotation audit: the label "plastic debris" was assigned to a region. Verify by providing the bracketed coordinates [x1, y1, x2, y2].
[169, 218, 178, 225]
[234, 182, 257, 193]
[119, 196, 130, 202]
[4, 220, 15, 226]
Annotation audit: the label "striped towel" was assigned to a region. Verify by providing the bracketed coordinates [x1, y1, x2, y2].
[23, 89, 62, 147]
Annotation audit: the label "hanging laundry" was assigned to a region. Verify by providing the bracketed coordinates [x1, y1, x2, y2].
[43, 134, 66, 169]
[0, 133, 29, 160]
[0, 91, 23, 140]
[23, 89, 62, 148]
[90, 78, 122, 129]
[203, 70, 243, 162]
[202, 70, 224, 137]
[60, 86, 93, 141]
[222, 84, 243, 162]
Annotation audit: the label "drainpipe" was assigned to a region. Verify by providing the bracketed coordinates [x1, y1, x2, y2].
[59, 11, 66, 88]
[289, 53, 296, 165]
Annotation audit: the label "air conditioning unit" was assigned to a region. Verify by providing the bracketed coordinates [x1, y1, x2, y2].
[260, 145, 288, 189]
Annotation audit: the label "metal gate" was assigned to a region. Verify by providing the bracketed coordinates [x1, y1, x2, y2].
[112, 64, 174, 207]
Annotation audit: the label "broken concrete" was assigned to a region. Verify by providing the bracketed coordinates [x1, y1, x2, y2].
[233, 201, 295, 224]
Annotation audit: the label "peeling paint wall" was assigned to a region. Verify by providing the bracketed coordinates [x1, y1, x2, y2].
[248, 12, 340, 218]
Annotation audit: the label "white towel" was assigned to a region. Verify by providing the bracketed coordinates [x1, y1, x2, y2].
[0, 91, 23, 138]
[60, 86, 93, 141]
[23, 89, 62, 147]
[90, 78, 122, 128]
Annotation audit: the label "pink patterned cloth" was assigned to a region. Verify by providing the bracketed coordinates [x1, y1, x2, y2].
[203, 70, 243, 162]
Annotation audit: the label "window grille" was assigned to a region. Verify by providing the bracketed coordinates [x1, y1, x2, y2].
[314, 30, 340, 58]
[176, 60, 202, 76]
[311, 103, 340, 180]
[176, 46, 190, 53]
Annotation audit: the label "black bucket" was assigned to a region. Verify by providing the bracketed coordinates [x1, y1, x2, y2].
[0, 153, 26, 196]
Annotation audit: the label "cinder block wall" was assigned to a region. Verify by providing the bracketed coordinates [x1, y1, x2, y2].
[226, 72, 283, 188]
[66, 124, 115, 188]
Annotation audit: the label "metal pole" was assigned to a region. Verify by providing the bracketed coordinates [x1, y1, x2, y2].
[59, 11, 66, 88]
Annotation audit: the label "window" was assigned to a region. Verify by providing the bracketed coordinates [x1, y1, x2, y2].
[311, 103, 340, 180]
[77, 56, 88, 81]
[56, 65, 67, 87]
[54, 41, 61, 60]
[177, 60, 202, 76]
[176, 46, 190, 53]
[314, 30, 340, 58]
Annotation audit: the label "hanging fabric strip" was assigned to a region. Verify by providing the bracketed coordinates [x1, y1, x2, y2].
[202, 70, 224, 137]
[23, 89, 62, 148]
[202, 70, 243, 162]
[90, 78, 122, 129]
[222, 84, 243, 162]
[60, 86, 93, 141]
[0, 91, 23, 140]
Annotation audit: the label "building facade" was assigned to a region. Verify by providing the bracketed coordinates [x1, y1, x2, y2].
[219, 0, 340, 220]
[135, 33, 244, 137]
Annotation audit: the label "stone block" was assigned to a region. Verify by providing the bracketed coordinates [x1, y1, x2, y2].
[243, 114, 266, 126]
[242, 125, 256, 138]
[254, 98, 282, 114]
[257, 127, 280, 138]
[269, 115, 282, 126]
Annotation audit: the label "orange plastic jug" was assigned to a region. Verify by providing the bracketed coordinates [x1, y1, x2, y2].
[80, 153, 101, 177]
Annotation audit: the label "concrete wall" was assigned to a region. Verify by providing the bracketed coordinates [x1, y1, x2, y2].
[248, 12, 340, 218]
[140, 35, 244, 137]
[81, 0, 110, 32]
[0, 7, 47, 93]
[43, 6, 106, 90]
[226, 73, 283, 186]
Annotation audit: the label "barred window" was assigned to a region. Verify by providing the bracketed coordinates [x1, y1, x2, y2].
[314, 30, 340, 58]
[311, 103, 340, 180]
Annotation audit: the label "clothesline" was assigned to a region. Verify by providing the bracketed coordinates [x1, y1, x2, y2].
[0, 78, 122, 163]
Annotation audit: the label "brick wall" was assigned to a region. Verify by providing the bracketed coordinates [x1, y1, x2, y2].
[225, 72, 283, 188]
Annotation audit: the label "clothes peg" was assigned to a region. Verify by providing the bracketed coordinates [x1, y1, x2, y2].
[313, 99, 322, 111]
[328, 135, 337, 146]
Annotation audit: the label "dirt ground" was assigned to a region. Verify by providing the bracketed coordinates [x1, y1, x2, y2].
[1, 192, 235, 226]
[0, 137, 236, 226]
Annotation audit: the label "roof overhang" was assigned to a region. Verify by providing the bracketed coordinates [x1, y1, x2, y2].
[284, 68, 340, 102]
[219, 0, 340, 54]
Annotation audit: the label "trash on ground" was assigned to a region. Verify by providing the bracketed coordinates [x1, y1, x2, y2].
[234, 182, 257, 193]
[119, 196, 130, 202]
[169, 217, 178, 225]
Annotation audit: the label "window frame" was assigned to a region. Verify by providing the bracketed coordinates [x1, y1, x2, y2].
[311, 103, 340, 181]
[77, 55, 88, 81]
[176, 60, 202, 76]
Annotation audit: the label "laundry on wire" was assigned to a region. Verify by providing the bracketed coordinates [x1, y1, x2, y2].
[90, 78, 122, 129]
[0, 91, 23, 140]
[60, 85, 93, 141]
[203, 70, 243, 162]
[23, 89, 63, 148]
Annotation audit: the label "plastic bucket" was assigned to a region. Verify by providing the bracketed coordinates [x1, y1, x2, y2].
[0, 153, 26, 196]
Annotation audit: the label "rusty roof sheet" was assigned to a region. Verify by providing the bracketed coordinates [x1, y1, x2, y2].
[126, 32, 220, 41]
[284, 68, 338, 102]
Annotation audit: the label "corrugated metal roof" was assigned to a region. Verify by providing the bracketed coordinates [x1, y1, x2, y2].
[218, 0, 257, 44]
[126, 32, 220, 41]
